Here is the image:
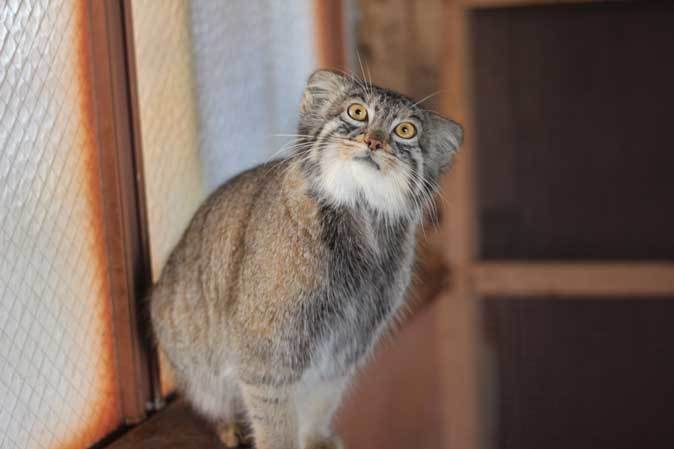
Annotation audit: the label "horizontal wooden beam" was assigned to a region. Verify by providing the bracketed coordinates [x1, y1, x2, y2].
[461, 0, 613, 9]
[472, 262, 674, 298]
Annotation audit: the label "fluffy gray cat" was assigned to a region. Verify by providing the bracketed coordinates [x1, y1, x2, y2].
[150, 69, 462, 449]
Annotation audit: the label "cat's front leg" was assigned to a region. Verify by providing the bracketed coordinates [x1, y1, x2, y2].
[241, 382, 299, 449]
[295, 375, 350, 449]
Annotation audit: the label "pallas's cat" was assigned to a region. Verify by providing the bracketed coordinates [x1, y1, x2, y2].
[150, 70, 462, 449]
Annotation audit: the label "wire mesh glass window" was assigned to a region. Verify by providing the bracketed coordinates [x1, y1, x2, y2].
[0, 2, 122, 448]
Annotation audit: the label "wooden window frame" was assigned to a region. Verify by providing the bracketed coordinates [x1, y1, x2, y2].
[438, 1, 674, 448]
[88, 0, 157, 425]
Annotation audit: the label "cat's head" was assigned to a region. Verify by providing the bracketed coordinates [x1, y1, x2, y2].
[296, 69, 462, 220]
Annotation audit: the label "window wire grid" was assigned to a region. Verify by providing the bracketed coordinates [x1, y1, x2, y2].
[130, 0, 205, 281]
[0, 1, 121, 449]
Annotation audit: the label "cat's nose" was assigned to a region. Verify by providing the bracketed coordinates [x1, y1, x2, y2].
[364, 131, 386, 151]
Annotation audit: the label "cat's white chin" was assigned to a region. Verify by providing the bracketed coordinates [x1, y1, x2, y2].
[318, 150, 411, 218]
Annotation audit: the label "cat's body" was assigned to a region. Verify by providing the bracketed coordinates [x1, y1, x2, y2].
[150, 70, 462, 449]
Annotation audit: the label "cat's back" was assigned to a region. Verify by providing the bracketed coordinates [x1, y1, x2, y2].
[150, 161, 290, 353]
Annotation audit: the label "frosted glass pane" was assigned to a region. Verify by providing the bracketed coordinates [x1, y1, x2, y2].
[130, 0, 205, 278]
[0, 2, 121, 448]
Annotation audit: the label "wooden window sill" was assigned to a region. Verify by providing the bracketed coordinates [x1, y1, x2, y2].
[106, 400, 225, 449]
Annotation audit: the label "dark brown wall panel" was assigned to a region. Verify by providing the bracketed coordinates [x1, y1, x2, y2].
[472, 3, 674, 260]
[484, 298, 674, 449]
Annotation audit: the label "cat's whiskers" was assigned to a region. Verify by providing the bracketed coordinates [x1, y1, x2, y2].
[418, 179, 442, 226]
[266, 134, 321, 160]
[394, 170, 427, 233]
[272, 133, 318, 139]
[271, 134, 442, 230]
[412, 90, 447, 108]
[414, 172, 444, 209]
[411, 172, 439, 218]
[330, 68, 369, 97]
[400, 164, 441, 230]
[262, 141, 321, 178]
[355, 50, 374, 98]
[272, 140, 344, 179]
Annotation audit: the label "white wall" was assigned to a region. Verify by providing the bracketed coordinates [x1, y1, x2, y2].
[190, 0, 316, 191]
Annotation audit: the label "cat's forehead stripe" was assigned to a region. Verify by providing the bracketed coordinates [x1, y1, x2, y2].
[351, 93, 417, 125]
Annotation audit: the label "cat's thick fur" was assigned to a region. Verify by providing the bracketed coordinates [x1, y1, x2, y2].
[150, 70, 462, 449]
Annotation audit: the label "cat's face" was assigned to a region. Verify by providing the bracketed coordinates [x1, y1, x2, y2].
[296, 70, 462, 220]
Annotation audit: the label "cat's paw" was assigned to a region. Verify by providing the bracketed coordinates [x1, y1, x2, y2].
[217, 421, 253, 448]
[304, 436, 344, 449]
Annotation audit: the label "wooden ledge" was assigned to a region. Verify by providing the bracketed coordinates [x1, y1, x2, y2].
[106, 400, 224, 449]
[472, 262, 674, 298]
[461, 0, 614, 9]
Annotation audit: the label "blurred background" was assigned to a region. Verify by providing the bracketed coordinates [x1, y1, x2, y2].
[1, 1, 673, 449]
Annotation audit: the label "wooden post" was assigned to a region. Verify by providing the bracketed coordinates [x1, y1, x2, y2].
[313, 0, 347, 70]
[436, 1, 481, 448]
[87, 0, 154, 424]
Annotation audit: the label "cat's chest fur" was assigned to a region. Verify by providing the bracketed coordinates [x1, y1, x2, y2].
[199, 164, 417, 383]
[302, 204, 416, 377]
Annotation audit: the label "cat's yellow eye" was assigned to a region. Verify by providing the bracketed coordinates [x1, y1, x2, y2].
[394, 122, 417, 139]
[347, 103, 368, 121]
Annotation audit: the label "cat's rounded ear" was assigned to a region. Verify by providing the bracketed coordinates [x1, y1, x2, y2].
[426, 112, 463, 171]
[301, 69, 349, 113]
